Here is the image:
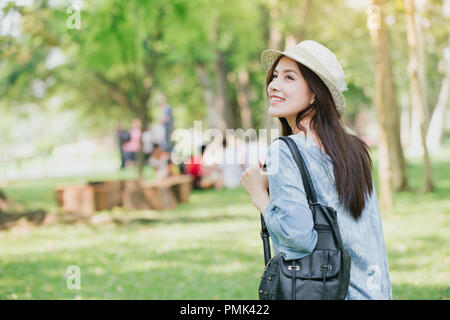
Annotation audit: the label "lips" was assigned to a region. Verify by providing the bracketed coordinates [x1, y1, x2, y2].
[270, 95, 285, 104]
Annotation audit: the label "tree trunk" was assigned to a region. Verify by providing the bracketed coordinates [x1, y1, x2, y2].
[195, 63, 218, 129]
[369, 0, 410, 207]
[261, 6, 283, 132]
[382, 24, 409, 191]
[426, 46, 450, 155]
[406, 0, 431, 156]
[400, 92, 411, 148]
[261, 1, 312, 133]
[137, 108, 150, 181]
[296, 0, 311, 44]
[215, 49, 232, 131]
[416, 0, 430, 131]
[404, 0, 434, 192]
[235, 69, 253, 130]
[369, 0, 394, 210]
[284, 0, 312, 49]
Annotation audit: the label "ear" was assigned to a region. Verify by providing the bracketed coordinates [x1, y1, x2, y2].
[310, 95, 316, 105]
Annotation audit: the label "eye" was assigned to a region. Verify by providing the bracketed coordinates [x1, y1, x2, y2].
[271, 74, 294, 81]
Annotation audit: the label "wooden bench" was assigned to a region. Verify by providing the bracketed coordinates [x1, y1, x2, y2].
[54, 185, 96, 216]
[55, 175, 194, 213]
[141, 174, 193, 210]
[121, 180, 152, 211]
[55, 180, 130, 215]
[88, 180, 123, 210]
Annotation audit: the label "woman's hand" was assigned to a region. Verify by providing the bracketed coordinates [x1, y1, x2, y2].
[240, 163, 270, 214]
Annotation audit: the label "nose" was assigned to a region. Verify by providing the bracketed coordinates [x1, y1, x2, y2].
[268, 77, 280, 94]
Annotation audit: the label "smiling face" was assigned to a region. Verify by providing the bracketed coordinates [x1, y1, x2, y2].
[267, 56, 315, 129]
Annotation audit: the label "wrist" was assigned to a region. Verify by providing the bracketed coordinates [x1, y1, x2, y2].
[252, 192, 270, 214]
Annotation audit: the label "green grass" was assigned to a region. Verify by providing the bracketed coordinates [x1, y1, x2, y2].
[0, 149, 449, 300]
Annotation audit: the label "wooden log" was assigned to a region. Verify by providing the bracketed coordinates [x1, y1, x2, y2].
[57, 185, 95, 216]
[93, 184, 110, 211]
[169, 175, 193, 203]
[55, 188, 64, 207]
[88, 180, 123, 210]
[140, 175, 193, 210]
[53, 176, 191, 214]
[122, 180, 152, 211]
[141, 184, 177, 210]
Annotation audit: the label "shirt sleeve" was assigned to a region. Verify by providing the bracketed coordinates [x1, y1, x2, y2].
[263, 139, 318, 260]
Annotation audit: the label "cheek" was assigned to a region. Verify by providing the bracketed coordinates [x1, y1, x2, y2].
[266, 82, 312, 116]
[287, 85, 311, 110]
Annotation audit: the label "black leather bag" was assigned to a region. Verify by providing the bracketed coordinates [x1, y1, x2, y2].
[259, 136, 351, 300]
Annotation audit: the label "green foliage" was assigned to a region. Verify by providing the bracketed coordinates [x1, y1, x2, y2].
[342, 82, 372, 122]
[0, 0, 449, 153]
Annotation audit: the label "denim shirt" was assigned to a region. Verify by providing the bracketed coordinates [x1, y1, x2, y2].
[263, 132, 393, 300]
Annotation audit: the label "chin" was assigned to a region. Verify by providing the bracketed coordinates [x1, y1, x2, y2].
[268, 107, 282, 117]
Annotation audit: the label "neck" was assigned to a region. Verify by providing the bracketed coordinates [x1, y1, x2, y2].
[288, 117, 325, 152]
[288, 117, 312, 135]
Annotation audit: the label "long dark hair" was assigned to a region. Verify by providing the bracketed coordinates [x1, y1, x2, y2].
[266, 55, 373, 220]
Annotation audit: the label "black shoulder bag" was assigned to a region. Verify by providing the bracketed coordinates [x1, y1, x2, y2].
[259, 136, 351, 300]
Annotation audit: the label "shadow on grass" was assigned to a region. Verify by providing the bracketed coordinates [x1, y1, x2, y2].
[120, 213, 257, 226]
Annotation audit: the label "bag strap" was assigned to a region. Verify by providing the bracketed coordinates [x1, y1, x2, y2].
[260, 164, 271, 265]
[277, 136, 319, 209]
[259, 135, 319, 265]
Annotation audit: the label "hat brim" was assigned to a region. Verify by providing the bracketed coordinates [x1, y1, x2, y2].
[261, 49, 345, 115]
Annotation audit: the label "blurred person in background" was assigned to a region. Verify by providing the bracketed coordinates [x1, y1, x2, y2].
[149, 143, 173, 180]
[142, 124, 154, 163]
[185, 144, 223, 190]
[116, 123, 130, 170]
[184, 144, 206, 189]
[152, 124, 166, 151]
[159, 94, 174, 153]
[122, 118, 142, 167]
[218, 136, 245, 189]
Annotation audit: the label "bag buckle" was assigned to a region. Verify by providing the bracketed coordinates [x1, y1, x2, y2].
[288, 265, 300, 271]
[309, 202, 320, 211]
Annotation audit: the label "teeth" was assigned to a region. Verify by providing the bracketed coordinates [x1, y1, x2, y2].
[271, 98, 284, 102]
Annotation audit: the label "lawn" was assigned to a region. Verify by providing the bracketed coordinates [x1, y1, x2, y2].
[0, 148, 448, 300]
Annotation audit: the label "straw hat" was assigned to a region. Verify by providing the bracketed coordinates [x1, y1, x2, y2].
[261, 40, 348, 116]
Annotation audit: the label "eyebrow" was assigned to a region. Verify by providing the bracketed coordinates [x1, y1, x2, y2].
[273, 69, 299, 75]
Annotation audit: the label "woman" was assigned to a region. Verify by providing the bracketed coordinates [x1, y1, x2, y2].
[240, 40, 392, 299]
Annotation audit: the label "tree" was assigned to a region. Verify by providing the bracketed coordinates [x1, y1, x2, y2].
[368, 0, 409, 209]
[258, 0, 313, 133]
[368, 0, 393, 209]
[64, 0, 183, 180]
[404, 0, 434, 191]
[426, 44, 450, 154]
[406, 0, 431, 156]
